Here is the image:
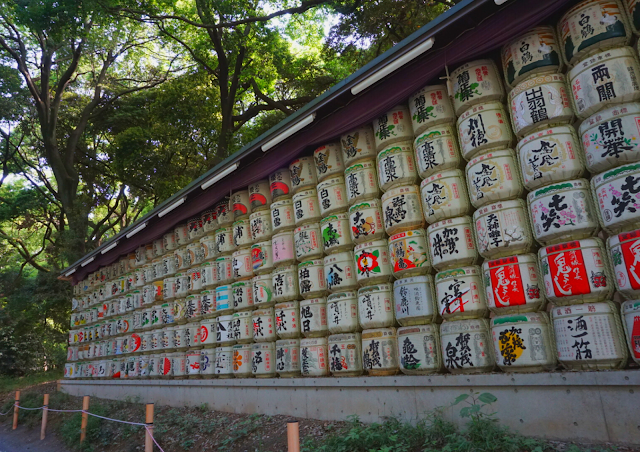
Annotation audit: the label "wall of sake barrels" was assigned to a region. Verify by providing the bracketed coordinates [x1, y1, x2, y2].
[65, 0, 640, 425]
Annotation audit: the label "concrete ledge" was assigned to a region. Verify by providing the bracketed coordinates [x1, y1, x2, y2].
[61, 370, 640, 444]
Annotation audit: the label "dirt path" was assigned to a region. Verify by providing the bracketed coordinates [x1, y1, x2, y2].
[0, 422, 70, 452]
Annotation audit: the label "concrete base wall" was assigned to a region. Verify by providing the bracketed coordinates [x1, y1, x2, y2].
[61, 370, 640, 444]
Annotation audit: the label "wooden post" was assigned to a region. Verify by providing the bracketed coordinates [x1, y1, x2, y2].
[56, 380, 61, 392]
[145, 403, 154, 452]
[40, 394, 49, 440]
[287, 421, 300, 452]
[80, 395, 90, 443]
[12, 391, 19, 430]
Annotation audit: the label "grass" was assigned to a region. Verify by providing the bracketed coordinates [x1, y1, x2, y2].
[0, 369, 63, 394]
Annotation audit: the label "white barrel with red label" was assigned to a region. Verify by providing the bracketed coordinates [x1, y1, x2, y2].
[248, 179, 271, 212]
[270, 198, 296, 234]
[483, 254, 544, 314]
[275, 301, 300, 339]
[435, 266, 488, 321]
[324, 252, 358, 293]
[621, 300, 640, 365]
[175, 224, 189, 247]
[608, 228, 640, 298]
[372, 105, 414, 151]
[377, 141, 418, 192]
[381, 185, 424, 236]
[216, 255, 234, 285]
[200, 290, 215, 318]
[580, 103, 640, 174]
[427, 216, 479, 271]
[451, 59, 505, 116]
[231, 343, 252, 378]
[300, 297, 328, 337]
[232, 219, 252, 249]
[186, 351, 201, 378]
[292, 188, 321, 227]
[466, 149, 523, 208]
[214, 346, 233, 378]
[232, 248, 253, 281]
[348, 199, 385, 244]
[271, 265, 299, 303]
[251, 240, 273, 275]
[501, 26, 563, 88]
[252, 341, 277, 378]
[328, 332, 363, 376]
[357, 284, 394, 330]
[276, 338, 301, 377]
[592, 161, 640, 233]
[341, 125, 377, 165]
[421, 170, 470, 224]
[388, 229, 431, 278]
[509, 74, 573, 138]
[271, 230, 295, 267]
[397, 324, 441, 375]
[552, 301, 628, 370]
[250, 210, 272, 242]
[327, 291, 360, 334]
[300, 337, 329, 376]
[201, 208, 217, 234]
[354, 239, 393, 286]
[317, 176, 349, 217]
[199, 318, 216, 348]
[491, 312, 556, 373]
[414, 125, 462, 180]
[298, 259, 326, 299]
[474, 199, 534, 260]
[289, 156, 317, 194]
[558, 0, 631, 66]
[252, 308, 277, 343]
[409, 85, 456, 135]
[539, 238, 614, 305]
[215, 198, 233, 228]
[320, 213, 352, 255]
[361, 328, 398, 376]
[153, 238, 165, 258]
[440, 318, 495, 374]
[232, 190, 250, 220]
[252, 273, 274, 308]
[344, 160, 380, 206]
[269, 168, 292, 202]
[231, 280, 254, 312]
[569, 47, 640, 120]
[314, 142, 345, 182]
[393, 275, 437, 326]
[231, 311, 253, 344]
[457, 102, 514, 161]
[528, 179, 599, 245]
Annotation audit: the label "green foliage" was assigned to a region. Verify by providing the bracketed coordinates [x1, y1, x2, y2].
[0, 369, 62, 393]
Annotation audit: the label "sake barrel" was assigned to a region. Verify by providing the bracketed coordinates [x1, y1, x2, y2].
[394, 275, 437, 326]
[373, 105, 414, 151]
[214, 346, 233, 377]
[188, 216, 205, 242]
[275, 301, 300, 339]
[215, 198, 233, 228]
[172, 352, 187, 379]
[628, 0, 640, 35]
[397, 324, 442, 375]
[250, 210, 273, 242]
[427, 216, 479, 271]
[509, 74, 574, 138]
[174, 248, 190, 272]
[409, 85, 456, 134]
[558, 0, 631, 66]
[292, 188, 321, 226]
[317, 176, 349, 217]
[474, 199, 534, 260]
[298, 259, 326, 299]
[621, 299, 640, 364]
[276, 338, 301, 377]
[435, 266, 488, 321]
[421, 170, 471, 224]
[517, 125, 585, 190]
[214, 227, 234, 255]
[270, 198, 296, 234]
[175, 224, 190, 247]
[491, 312, 557, 372]
[272, 265, 299, 303]
[414, 125, 462, 180]
[200, 290, 215, 318]
[451, 59, 505, 116]
[388, 229, 431, 278]
[174, 273, 189, 299]
[466, 150, 523, 208]
[248, 179, 272, 212]
[341, 125, 377, 165]
[300, 337, 329, 376]
[232, 343, 252, 377]
[381, 185, 424, 236]
[173, 299, 186, 325]
[569, 47, 640, 119]
[199, 318, 216, 348]
[289, 156, 318, 194]
[232, 280, 254, 311]
[553, 302, 628, 370]
[232, 248, 253, 281]
[580, 103, 640, 173]
[294, 223, 323, 262]
[345, 160, 380, 206]
[252, 308, 277, 342]
[457, 102, 514, 161]
[200, 261, 217, 289]
[314, 142, 345, 182]
[215, 285, 233, 315]
[528, 179, 599, 245]
[216, 255, 234, 285]
[324, 251, 358, 292]
[357, 284, 394, 329]
[216, 315, 235, 346]
[540, 238, 614, 305]
[232, 219, 252, 249]
[269, 168, 292, 202]
[349, 200, 385, 244]
[188, 267, 203, 294]
[186, 351, 201, 378]
[440, 318, 495, 374]
[251, 240, 273, 275]
[354, 239, 393, 286]
[201, 208, 218, 234]
[377, 141, 418, 192]
[592, 162, 640, 233]
[231, 310, 253, 344]
[327, 291, 360, 334]
[252, 273, 275, 307]
[362, 328, 398, 376]
[300, 298, 328, 337]
[154, 238, 166, 258]
[483, 254, 545, 314]
[252, 342, 276, 378]
[187, 242, 204, 268]
[328, 333, 363, 376]
[163, 255, 177, 279]
[160, 302, 176, 325]
[502, 26, 563, 88]
[186, 322, 201, 349]
[608, 228, 640, 298]
[147, 355, 159, 378]
[200, 348, 215, 376]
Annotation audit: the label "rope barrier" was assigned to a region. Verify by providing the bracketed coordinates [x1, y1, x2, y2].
[81, 410, 147, 426]
[145, 425, 166, 452]
[0, 405, 14, 416]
